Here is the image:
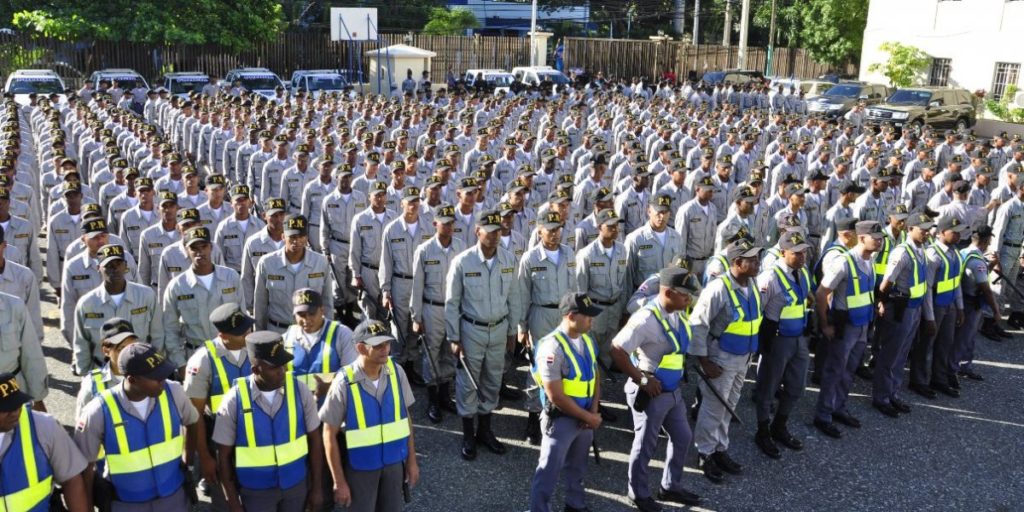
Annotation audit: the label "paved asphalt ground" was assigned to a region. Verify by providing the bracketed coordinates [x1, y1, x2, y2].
[35, 238, 1024, 512]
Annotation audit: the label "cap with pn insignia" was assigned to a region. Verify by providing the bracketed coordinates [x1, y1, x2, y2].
[726, 239, 762, 261]
[209, 303, 255, 336]
[476, 210, 503, 232]
[118, 343, 176, 380]
[433, 203, 456, 223]
[183, 226, 211, 247]
[98, 244, 127, 266]
[659, 266, 700, 294]
[81, 218, 108, 238]
[354, 320, 395, 346]
[264, 197, 286, 214]
[292, 288, 322, 314]
[101, 317, 136, 346]
[284, 214, 308, 237]
[0, 372, 32, 411]
[856, 220, 885, 238]
[245, 331, 294, 367]
[649, 193, 673, 212]
[559, 292, 603, 317]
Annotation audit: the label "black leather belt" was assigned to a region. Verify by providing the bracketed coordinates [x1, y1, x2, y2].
[461, 315, 506, 327]
[362, 262, 379, 270]
[593, 298, 617, 306]
[537, 304, 559, 309]
[1006, 241, 1022, 248]
[268, 318, 292, 328]
[394, 272, 413, 279]
[424, 298, 444, 307]
[331, 235, 350, 243]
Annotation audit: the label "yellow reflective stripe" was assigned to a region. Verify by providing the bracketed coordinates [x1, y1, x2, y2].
[553, 333, 582, 378]
[773, 266, 807, 320]
[843, 252, 873, 307]
[344, 359, 410, 449]
[91, 370, 106, 394]
[236, 377, 257, 449]
[103, 391, 184, 475]
[345, 366, 367, 430]
[234, 377, 307, 469]
[904, 244, 926, 299]
[552, 332, 596, 399]
[0, 476, 53, 512]
[932, 242, 963, 293]
[100, 391, 130, 455]
[323, 322, 338, 374]
[286, 377, 297, 442]
[722, 276, 763, 334]
[19, 408, 38, 485]
[387, 359, 401, 437]
[205, 340, 229, 411]
[659, 353, 684, 370]
[651, 308, 682, 353]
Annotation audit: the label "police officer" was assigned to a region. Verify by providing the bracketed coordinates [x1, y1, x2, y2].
[909, 216, 966, 399]
[319, 165, 366, 324]
[300, 159, 336, 253]
[156, 208, 226, 298]
[873, 212, 934, 417]
[46, 182, 86, 291]
[350, 181, 395, 322]
[519, 210, 578, 444]
[381, 186, 435, 384]
[74, 343, 200, 510]
[320, 320, 419, 512]
[137, 191, 180, 288]
[689, 239, 763, 484]
[213, 330, 324, 512]
[627, 194, 682, 290]
[0, 288, 45, 409]
[411, 203, 465, 423]
[0, 225, 41, 341]
[182, 303, 253, 510]
[0, 187, 41, 280]
[610, 268, 703, 511]
[214, 185, 265, 274]
[0, 372, 89, 512]
[282, 288, 356, 404]
[675, 178, 717, 279]
[955, 226, 997, 382]
[75, 318, 136, 420]
[117, 177, 159, 258]
[528, 292, 605, 512]
[445, 210, 523, 461]
[254, 214, 333, 333]
[240, 197, 287, 311]
[162, 226, 244, 370]
[575, 209, 629, 372]
[990, 184, 1024, 328]
[753, 232, 812, 459]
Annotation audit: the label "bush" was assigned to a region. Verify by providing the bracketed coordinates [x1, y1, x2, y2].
[984, 85, 1024, 124]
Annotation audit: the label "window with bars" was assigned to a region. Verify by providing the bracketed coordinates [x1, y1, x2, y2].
[991, 62, 1021, 100]
[929, 58, 951, 86]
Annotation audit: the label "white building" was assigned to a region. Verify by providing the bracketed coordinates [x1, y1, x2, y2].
[859, 0, 1024, 100]
[448, 0, 590, 33]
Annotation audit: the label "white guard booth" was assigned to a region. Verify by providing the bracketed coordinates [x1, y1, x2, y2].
[365, 44, 437, 97]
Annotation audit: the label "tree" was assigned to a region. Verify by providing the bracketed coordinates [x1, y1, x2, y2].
[867, 41, 931, 88]
[11, 0, 285, 51]
[422, 7, 479, 36]
[753, 0, 868, 67]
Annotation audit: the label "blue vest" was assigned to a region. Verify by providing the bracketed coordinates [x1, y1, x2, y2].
[0, 407, 53, 512]
[773, 266, 811, 337]
[902, 243, 928, 308]
[206, 342, 252, 412]
[841, 251, 875, 327]
[233, 376, 308, 490]
[344, 358, 410, 471]
[718, 277, 762, 355]
[931, 242, 962, 307]
[99, 384, 184, 503]
[650, 306, 690, 392]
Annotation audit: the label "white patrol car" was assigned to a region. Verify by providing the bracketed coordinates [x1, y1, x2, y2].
[4, 69, 66, 106]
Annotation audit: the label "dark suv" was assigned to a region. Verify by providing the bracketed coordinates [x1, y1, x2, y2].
[864, 86, 977, 130]
[808, 82, 891, 118]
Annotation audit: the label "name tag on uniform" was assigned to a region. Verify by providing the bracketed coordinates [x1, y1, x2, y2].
[690, 217, 703, 223]
[425, 260, 440, 265]
[225, 235, 238, 240]
[168, 267, 182, 272]
[177, 294, 194, 301]
[567, 262, 576, 268]
[85, 312, 104, 319]
[590, 261, 606, 268]
[327, 204, 339, 209]
[55, 229, 69, 234]
[131, 306, 148, 315]
[639, 244, 653, 250]
[268, 275, 285, 281]
[465, 272, 481, 277]
[308, 272, 325, 279]
[454, 228, 463, 233]
[253, 252, 266, 257]
[222, 287, 236, 294]
[390, 238, 406, 243]
[14, 234, 28, 239]
[72, 275, 90, 281]
[618, 259, 627, 265]
[530, 267, 547, 272]
[148, 243, 164, 249]
[356, 203, 366, 208]
[501, 267, 514, 274]
[126, 226, 140, 230]
[360, 226, 373, 231]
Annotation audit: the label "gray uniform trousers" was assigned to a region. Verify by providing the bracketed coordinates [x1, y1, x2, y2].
[909, 303, 956, 387]
[456, 320, 507, 416]
[524, 307, 562, 413]
[528, 414, 593, 512]
[240, 480, 307, 512]
[694, 349, 749, 455]
[358, 264, 384, 322]
[872, 304, 922, 404]
[330, 250, 356, 308]
[420, 303, 455, 385]
[754, 334, 809, 423]
[996, 245, 1023, 312]
[815, 320, 868, 422]
[954, 300, 984, 373]
[589, 303, 623, 369]
[387, 277, 419, 365]
[110, 487, 189, 512]
[624, 381, 692, 501]
[341, 461, 404, 512]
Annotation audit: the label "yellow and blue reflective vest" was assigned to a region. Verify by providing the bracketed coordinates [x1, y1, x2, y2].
[930, 242, 963, 307]
[901, 243, 928, 308]
[233, 376, 308, 490]
[287, 322, 341, 397]
[719, 276, 762, 355]
[840, 250, 875, 326]
[205, 340, 252, 413]
[0, 406, 53, 512]
[650, 306, 690, 391]
[99, 384, 184, 503]
[772, 266, 811, 337]
[532, 331, 598, 410]
[343, 358, 410, 471]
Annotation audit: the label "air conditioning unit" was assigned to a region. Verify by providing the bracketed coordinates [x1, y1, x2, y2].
[1014, 90, 1024, 108]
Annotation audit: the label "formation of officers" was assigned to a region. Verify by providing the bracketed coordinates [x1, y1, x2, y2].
[0, 75, 1021, 512]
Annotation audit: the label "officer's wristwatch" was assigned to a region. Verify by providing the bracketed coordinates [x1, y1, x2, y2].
[639, 375, 649, 387]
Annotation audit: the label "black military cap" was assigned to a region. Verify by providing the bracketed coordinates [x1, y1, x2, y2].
[176, 208, 200, 226]
[596, 208, 622, 226]
[649, 193, 673, 213]
[292, 288, 322, 314]
[183, 226, 211, 247]
[659, 266, 700, 294]
[856, 220, 885, 239]
[354, 320, 395, 346]
[906, 212, 935, 230]
[458, 177, 479, 192]
[101, 317, 136, 346]
[118, 343, 176, 380]
[210, 303, 255, 336]
[937, 215, 968, 233]
[245, 331, 293, 367]
[283, 214, 308, 237]
[590, 187, 613, 203]
[888, 204, 910, 221]
[402, 187, 422, 202]
[98, 244, 127, 267]
[264, 197, 286, 215]
[835, 216, 858, 233]
[840, 180, 866, 195]
[136, 177, 155, 190]
[726, 238, 762, 261]
[0, 372, 32, 411]
[476, 209, 502, 233]
[539, 211, 563, 230]
[733, 185, 758, 203]
[370, 181, 388, 195]
[159, 190, 178, 206]
[230, 185, 251, 200]
[81, 217, 108, 238]
[559, 292, 603, 317]
[433, 203, 456, 223]
[506, 177, 528, 194]
[62, 181, 82, 196]
[779, 231, 810, 252]
[206, 174, 227, 188]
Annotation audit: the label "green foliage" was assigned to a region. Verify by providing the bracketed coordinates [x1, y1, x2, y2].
[11, 1, 285, 51]
[985, 85, 1024, 124]
[753, 0, 867, 66]
[422, 7, 480, 35]
[0, 43, 50, 77]
[867, 41, 931, 88]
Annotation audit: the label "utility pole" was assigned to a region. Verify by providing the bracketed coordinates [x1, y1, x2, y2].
[766, 0, 777, 74]
[693, 0, 700, 45]
[738, 0, 750, 68]
[673, 0, 685, 36]
[530, 0, 538, 66]
[722, 0, 731, 47]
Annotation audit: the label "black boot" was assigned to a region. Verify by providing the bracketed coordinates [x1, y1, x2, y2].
[426, 386, 442, 424]
[476, 414, 507, 454]
[438, 381, 457, 413]
[770, 415, 803, 451]
[755, 420, 781, 459]
[461, 417, 477, 461]
[524, 412, 541, 446]
[403, 361, 426, 387]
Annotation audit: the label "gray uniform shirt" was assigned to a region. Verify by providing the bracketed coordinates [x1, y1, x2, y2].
[214, 215, 267, 272]
[349, 208, 396, 279]
[882, 241, 935, 321]
[380, 217, 437, 297]
[254, 248, 333, 329]
[0, 292, 45, 399]
[0, 260, 42, 341]
[411, 236, 466, 324]
[625, 224, 682, 289]
[73, 282, 163, 374]
[675, 199, 718, 261]
[240, 229, 284, 311]
[611, 300, 686, 374]
[445, 245, 524, 341]
[138, 225, 178, 287]
[575, 239, 629, 305]
[161, 266, 244, 367]
[118, 205, 160, 258]
[183, 338, 250, 411]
